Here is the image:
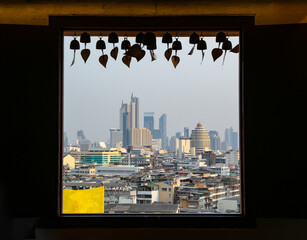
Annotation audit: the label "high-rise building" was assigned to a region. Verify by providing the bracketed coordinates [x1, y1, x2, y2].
[209, 130, 221, 152]
[120, 93, 140, 147]
[190, 123, 211, 154]
[176, 132, 184, 139]
[130, 128, 152, 146]
[225, 127, 239, 150]
[179, 137, 191, 159]
[77, 129, 86, 144]
[159, 114, 167, 150]
[130, 92, 139, 129]
[184, 127, 190, 139]
[110, 128, 123, 148]
[144, 112, 154, 132]
[170, 136, 179, 153]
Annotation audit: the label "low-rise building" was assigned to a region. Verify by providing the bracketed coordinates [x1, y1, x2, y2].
[137, 184, 159, 204]
[96, 165, 141, 177]
[156, 179, 180, 204]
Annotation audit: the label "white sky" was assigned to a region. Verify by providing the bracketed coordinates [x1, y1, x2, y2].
[64, 36, 239, 144]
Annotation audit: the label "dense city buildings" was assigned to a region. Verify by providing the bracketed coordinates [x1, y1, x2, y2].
[63, 95, 240, 214]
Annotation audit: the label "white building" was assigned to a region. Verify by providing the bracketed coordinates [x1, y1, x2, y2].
[152, 138, 162, 151]
[217, 196, 240, 213]
[137, 184, 159, 204]
[225, 150, 240, 166]
[179, 137, 190, 159]
[170, 136, 179, 153]
[95, 165, 141, 177]
[109, 128, 123, 148]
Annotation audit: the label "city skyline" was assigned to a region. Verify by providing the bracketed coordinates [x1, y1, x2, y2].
[64, 36, 239, 144]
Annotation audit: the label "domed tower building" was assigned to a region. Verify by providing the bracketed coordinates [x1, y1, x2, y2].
[190, 123, 211, 154]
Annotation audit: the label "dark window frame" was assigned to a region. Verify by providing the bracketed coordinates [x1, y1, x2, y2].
[49, 16, 254, 228]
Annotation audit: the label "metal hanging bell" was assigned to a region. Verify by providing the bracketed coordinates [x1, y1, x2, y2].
[135, 32, 144, 44]
[162, 32, 173, 44]
[222, 39, 232, 50]
[172, 39, 182, 50]
[216, 32, 226, 43]
[197, 39, 207, 50]
[96, 39, 106, 50]
[143, 32, 156, 46]
[80, 32, 91, 44]
[189, 32, 199, 44]
[70, 39, 80, 50]
[121, 39, 131, 50]
[108, 32, 119, 43]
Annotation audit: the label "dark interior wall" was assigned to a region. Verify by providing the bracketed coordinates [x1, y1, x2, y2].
[1, 21, 307, 239]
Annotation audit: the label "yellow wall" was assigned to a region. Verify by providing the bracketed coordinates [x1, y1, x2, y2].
[0, 1, 306, 26]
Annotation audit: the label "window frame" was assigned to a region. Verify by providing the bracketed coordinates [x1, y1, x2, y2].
[50, 16, 254, 228]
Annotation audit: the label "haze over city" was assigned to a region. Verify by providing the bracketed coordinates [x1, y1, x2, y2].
[64, 36, 239, 144]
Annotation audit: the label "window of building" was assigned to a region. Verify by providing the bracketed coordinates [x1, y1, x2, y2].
[55, 16, 252, 227]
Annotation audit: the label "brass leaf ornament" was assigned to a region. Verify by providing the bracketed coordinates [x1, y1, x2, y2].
[164, 48, 172, 61]
[80, 32, 91, 63]
[99, 54, 108, 68]
[110, 47, 119, 60]
[211, 48, 223, 62]
[171, 55, 180, 68]
[230, 44, 239, 53]
[122, 55, 131, 68]
[81, 49, 90, 63]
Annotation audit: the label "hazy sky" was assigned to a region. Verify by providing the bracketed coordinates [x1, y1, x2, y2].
[64, 36, 239, 144]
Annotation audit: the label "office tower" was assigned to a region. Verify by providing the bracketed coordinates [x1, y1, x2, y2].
[77, 129, 86, 144]
[130, 128, 152, 146]
[225, 127, 239, 150]
[179, 137, 191, 159]
[130, 92, 139, 129]
[209, 130, 221, 152]
[184, 127, 190, 139]
[176, 132, 184, 139]
[159, 114, 167, 150]
[190, 123, 211, 154]
[120, 93, 140, 147]
[170, 136, 179, 153]
[144, 112, 154, 132]
[152, 129, 161, 139]
[110, 128, 123, 148]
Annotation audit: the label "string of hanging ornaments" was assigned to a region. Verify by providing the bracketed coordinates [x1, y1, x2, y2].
[70, 31, 239, 68]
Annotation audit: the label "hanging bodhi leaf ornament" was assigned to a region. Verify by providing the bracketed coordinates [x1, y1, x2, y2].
[171, 35, 182, 68]
[162, 32, 173, 61]
[108, 32, 119, 60]
[143, 32, 157, 61]
[188, 32, 200, 55]
[69, 33, 80, 66]
[197, 34, 207, 63]
[230, 44, 239, 53]
[80, 32, 91, 63]
[96, 35, 108, 68]
[121, 35, 132, 68]
[211, 32, 225, 62]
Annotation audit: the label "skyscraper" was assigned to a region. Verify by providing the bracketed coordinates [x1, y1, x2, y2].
[120, 93, 140, 147]
[190, 123, 211, 154]
[159, 114, 167, 150]
[209, 130, 221, 152]
[184, 127, 190, 139]
[225, 127, 238, 150]
[130, 92, 139, 129]
[144, 112, 154, 132]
